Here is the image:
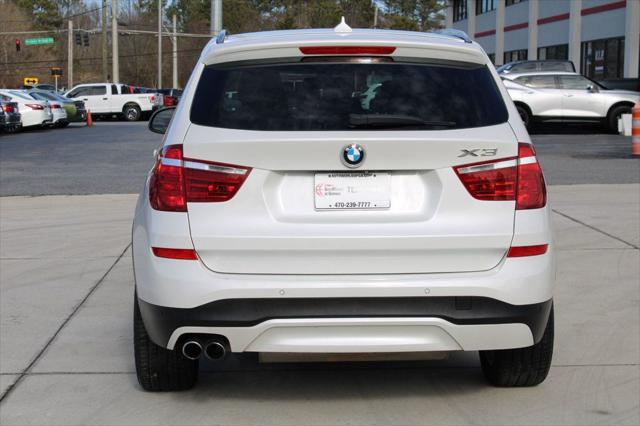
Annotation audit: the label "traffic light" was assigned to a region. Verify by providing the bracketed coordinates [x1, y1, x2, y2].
[82, 33, 89, 47]
[75, 32, 81, 46]
[15, 39, 21, 52]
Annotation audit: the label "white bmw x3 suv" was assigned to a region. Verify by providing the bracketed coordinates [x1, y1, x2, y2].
[133, 24, 555, 391]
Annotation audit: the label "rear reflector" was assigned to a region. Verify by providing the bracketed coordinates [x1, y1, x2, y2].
[507, 244, 548, 257]
[453, 142, 546, 209]
[299, 46, 396, 55]
[152, 247, 198, 260]
[149, 144, 252, 212]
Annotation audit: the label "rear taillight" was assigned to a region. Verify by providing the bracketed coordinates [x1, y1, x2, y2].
[1, 104, 14, 113]
[515, 143, 546, 210]
[149, 145, 186, 211]
[150, 95, 155, 103]
[149, 144, 252, 212]
[25, 104, 44, 110]
[453, 142, 546, 209]
[51, 104, 61, 109]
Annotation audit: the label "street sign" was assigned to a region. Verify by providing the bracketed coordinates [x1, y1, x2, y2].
[25, 37, 54, 46]
[51, 67, 62, 76]
[23, 77, 39, 85]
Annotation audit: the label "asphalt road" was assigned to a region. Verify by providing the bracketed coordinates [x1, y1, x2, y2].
[0, 121, 638, 196]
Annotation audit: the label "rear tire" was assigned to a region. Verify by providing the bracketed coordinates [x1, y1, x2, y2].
[123, 104, 142, 122]
[480, 305, 554, 387]
[515, 104, 532, 129]
[607, 105, 632, 133]
[134, 293, 198, 391]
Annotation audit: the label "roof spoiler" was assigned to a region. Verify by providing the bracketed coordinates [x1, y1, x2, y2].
[434, 29, 472, 44]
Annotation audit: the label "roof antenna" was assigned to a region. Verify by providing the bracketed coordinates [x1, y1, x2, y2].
[334, 16, 352, 33]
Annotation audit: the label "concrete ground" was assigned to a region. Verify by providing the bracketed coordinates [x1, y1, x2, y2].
[0, 184, 638, 425]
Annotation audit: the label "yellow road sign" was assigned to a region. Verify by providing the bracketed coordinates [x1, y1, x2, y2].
[23, 77, 39, 85]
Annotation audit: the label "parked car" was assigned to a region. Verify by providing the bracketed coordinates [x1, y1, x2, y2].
[133, 26, 555, 391]
[157, 88, 183, 106]
[502, 71, 640, 130]
[0, 90, 52, 128]
[497, 60, 575, 74]
[63, 83, 156, 121]
[596, 78, 640, 92]
[28, 90, 86, 122]
[0, 100, 21, 133]
[22, 83, 59, 92]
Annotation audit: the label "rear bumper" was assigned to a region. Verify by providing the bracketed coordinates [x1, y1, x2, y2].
[139, 296, 552, 351]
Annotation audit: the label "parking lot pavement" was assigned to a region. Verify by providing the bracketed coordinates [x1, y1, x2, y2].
[0, 185, 638, 425]
[1, 122, 638, 196]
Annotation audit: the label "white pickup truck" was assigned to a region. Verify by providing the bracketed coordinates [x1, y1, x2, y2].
[64, 83, 158, 121]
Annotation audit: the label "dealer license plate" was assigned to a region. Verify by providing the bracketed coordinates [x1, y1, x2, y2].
[314, 172, 391, 210]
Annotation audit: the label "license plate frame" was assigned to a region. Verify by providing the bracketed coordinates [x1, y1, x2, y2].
[314, 172, 391, 210]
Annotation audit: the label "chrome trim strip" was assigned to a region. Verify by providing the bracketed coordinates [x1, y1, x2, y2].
[457, 159, 517, 175]
[160, 156, 248, 175]
[518, 156, 538, 165]
[183, 160, 248, 175]
[160, 157, 183, 167]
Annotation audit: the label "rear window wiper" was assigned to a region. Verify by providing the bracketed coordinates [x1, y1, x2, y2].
[349, 114, 457, 129]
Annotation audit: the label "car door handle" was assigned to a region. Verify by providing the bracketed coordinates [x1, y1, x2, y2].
[82, 98, 88, 101]
[563, 94, 573, 97]
[102, 97, 108, 100]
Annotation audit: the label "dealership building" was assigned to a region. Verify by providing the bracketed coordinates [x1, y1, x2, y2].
[445, 0, 640, 79]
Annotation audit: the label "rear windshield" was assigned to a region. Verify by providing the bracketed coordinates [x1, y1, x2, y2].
[191, 60, 508, 131]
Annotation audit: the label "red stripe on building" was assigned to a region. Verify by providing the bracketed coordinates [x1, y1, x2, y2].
[474, 29, 496, 38]
[581, 0, 626, 16]
[537, 12, 570, 25]
[504, 22, 528, 32]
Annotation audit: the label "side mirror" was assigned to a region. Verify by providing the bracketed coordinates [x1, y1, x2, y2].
[587, 85, 599, 93]
[148, 107, 176, 134]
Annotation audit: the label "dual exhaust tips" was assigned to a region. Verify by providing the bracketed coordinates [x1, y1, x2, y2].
[182, 340, 226, 361]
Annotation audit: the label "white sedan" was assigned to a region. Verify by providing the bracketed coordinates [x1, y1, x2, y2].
[502, 71, 640, 131]
[0, 90, 53, 128]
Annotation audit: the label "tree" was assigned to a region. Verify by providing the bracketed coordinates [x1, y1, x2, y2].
[380, 0, 445, 31]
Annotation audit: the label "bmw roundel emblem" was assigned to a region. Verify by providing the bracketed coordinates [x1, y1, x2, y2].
[341, 143, 365, 168]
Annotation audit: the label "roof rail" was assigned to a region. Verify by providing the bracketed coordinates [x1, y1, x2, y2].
[434, 29, 472, 43]
[216, 29, 227, 44]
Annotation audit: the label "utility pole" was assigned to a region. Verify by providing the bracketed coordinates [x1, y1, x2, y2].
[373, 5, 378, 28]
[67, 20, 73, 89]
[211, 0, 222, 35]
[112, 0, 119, 83]
[172, 14, 178, 89]
[157, 0, 162, 89]
[102, 0, 108, 81]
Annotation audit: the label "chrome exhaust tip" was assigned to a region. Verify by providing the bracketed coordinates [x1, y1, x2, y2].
[204, 341, 226, 361]
[181, 340, 202, 360]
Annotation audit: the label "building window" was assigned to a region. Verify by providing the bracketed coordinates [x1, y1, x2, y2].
[538, 44, 568, 60]
[505, 0, 527, 6]
[453, 0, 468, 22]
[476, 0, 496, 15]
[581, 37, 625, 79]
[504, 49, 528, 64]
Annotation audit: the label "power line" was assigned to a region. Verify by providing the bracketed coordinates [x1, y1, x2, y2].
[1, 48, 203, 66]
